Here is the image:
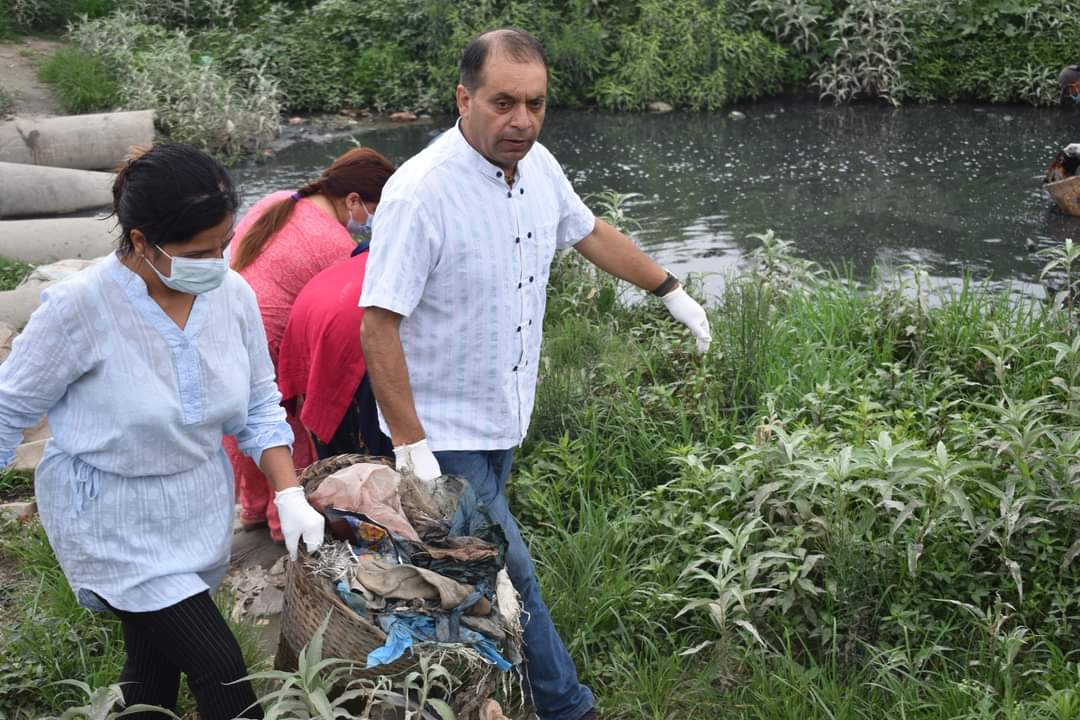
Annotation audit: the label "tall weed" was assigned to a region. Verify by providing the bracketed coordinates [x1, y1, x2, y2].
[69, 12, 280, 159]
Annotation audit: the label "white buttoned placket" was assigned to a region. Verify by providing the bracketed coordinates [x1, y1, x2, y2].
[498, 167, 531, 439]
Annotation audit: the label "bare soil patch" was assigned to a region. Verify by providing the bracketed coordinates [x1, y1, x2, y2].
[0, 37, 63, 117]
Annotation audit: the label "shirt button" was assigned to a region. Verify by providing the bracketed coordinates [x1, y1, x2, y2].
[496, 171, 502, 178]
[529, 275, 534, 282]
[520, 188, 525, 194]
[527, 232, 532, 238]
[516, 326, 521, 332]
[506, 191, 512, 198]
[512, 365, 518, 372]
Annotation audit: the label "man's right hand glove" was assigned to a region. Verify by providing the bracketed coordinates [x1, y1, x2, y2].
[662, 286, 712, 354]
[394, 438, 441, 483]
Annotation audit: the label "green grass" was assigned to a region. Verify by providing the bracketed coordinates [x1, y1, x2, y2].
[510, 230, 1080, 718]
[2, 226, 1079, 717]
[0, 257, 32, 291]
[0, 468, 33, 501]
[0, 518, 270, 718]
[37, 47, 117, 114]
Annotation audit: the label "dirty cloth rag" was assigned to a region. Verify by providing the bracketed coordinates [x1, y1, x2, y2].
[366, 613, 512, 671]
[350, 559, 488, 614]
[309, 463, 420, 541]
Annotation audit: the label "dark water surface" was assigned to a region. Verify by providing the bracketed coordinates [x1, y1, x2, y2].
[233, 100, 1080, 297]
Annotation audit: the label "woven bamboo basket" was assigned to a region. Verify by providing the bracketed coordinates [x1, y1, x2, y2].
[275, 454, 506, 719]
[1046, 175, 1080, 217]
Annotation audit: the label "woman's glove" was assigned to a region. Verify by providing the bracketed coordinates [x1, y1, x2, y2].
[662, 287, 712, 354]
[394, 438, 441, 485]
[273, 486, 325, 561]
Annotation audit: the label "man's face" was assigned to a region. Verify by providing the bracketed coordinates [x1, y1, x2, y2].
[456, 51, 548, 172]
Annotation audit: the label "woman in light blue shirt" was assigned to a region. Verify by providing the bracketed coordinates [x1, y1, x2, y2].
[0, 144, 324, 719]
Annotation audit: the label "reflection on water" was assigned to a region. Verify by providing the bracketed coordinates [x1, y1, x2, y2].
[233, 100, 1080, 297]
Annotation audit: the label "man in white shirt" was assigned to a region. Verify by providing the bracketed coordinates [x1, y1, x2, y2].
[360, 27, 710, 720]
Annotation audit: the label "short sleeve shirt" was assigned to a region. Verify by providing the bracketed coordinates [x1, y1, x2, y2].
[359, 123, 595, 450]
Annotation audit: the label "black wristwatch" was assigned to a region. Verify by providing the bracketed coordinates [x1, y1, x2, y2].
[651, 271, 680, 297]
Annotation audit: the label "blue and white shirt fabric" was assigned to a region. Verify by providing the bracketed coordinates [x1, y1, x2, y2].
[0, 253, 293, 612]
[359, 123, 596, 451]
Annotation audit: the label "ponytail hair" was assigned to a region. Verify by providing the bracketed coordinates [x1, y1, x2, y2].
[230, 147, 396, 272]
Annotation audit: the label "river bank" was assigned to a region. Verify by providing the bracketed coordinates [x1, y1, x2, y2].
[5, 1, 1079, 160]
[2, 232, 1079, 718]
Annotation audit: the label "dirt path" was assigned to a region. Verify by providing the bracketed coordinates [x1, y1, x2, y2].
[0, 37, 63, 118]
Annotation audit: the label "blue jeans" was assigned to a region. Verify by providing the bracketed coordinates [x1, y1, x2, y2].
[435, 449, 594, 720]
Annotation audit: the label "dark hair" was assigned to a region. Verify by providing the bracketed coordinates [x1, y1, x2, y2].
[459, 27, 548, 91]
[230, 147, 396, 272]
[112, 143, 239, 256]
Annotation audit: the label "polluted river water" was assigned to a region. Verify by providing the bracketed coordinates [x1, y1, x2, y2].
[233, 99, 1080, 298]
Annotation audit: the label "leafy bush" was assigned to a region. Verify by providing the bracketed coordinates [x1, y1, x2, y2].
[9, 0, 115, 32]
[812, 0, 911, 105]
[69, 12, 281, 159]
[38, 47, 118, 114]
[513, 228, 1080, 715]
[0, 257, 32, 291]
[748, 0, 1080, 106]
[0, 5, 16, 39]
[0, 83, 15, 116]
[595, 0, 793, 111]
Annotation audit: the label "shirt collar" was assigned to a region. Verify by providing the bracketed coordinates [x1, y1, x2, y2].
[452, 120, 523, 185]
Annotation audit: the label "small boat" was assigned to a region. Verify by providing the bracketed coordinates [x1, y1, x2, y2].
[1046, 175, 1080, 217]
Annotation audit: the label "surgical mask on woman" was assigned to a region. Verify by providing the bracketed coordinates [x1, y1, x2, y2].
[346, 201, 374, 237]
[144, 246, 227, 294]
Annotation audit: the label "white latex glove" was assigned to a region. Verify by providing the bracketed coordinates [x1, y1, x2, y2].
[662, 286, 712, 354]
[394, 438, 442, 484]
[273, 486, 325, 561]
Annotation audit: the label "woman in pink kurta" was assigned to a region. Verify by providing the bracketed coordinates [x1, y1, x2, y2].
[225, 148, 395, 540]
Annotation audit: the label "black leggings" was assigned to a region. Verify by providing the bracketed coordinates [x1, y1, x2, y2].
[109, 591, 263, 720]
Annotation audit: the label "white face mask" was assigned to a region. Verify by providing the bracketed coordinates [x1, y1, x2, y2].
[144, 245, 227, 295]
[345, 200, 374, 237]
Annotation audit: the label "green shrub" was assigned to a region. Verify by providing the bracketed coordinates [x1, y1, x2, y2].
[10, 0, 115, 32]
[0, 258, 32, 291]
[595, 0, 793, 111]
[0, 4, 16, 39]
[69, 12, 281, 159]
[38, 47, 118, 114]
[0, 83, 15, 116]
[513, 227, 1080, 713]
[748, 0, 1080, 106]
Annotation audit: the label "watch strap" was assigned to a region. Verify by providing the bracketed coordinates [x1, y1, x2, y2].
[651, 271, 680, 297]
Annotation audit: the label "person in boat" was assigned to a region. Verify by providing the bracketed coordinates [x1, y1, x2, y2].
[1044, 143, 1080, 184]
[1059, 65, 1080, 106]
[224, 148, 395, 540]
[0, 143, 325, 719]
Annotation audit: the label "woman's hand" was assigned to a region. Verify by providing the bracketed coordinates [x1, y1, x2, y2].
[260, 445, 324, 560]
[273, 486, 325, 561]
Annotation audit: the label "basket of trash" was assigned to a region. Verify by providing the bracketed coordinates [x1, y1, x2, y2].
[276, 454, 523, 719]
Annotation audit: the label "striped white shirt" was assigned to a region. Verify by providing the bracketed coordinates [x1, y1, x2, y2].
[0, 254, 292, 611]
[360, 123, 596, 451]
